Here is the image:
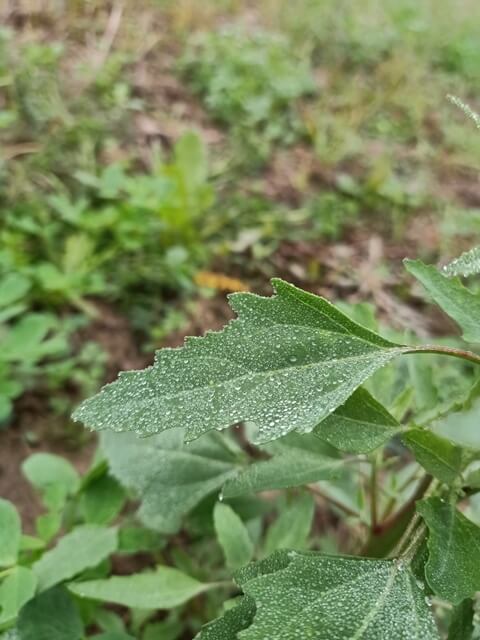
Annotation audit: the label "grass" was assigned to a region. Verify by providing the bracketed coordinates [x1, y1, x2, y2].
[1, 0, 480, 428]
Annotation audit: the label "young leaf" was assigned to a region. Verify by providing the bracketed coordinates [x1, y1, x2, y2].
[0, 567, 37, 627]
[447, 599, 474, 640]
[314, 387, 401, 453]
[443, 246, 480, 278]
[405, 259, 480, 343]
[16, 586, 84, 640]
[80, 474, 126, 525]
[68, 567, 212, 609]
[264, 494, 315, 555]
[197, 596, 256, 639]
[402, 430, 464, 484]
[214, 503, 254, 569]
[417, 497, 480, 603]
[222, 433, 342, 498]
[233, 550, 440, 639]
[0, 499, 21, 567]
[74, 279, 406, 444]
[22, 453, 79, 510]
[101, 429, 238, 533]
[33, 525, 117, 591]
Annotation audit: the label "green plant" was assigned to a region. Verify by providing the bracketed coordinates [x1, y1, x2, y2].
[4, 247, 480, 636]
[180, 26, 315, 163]
[69, 245, 480, 638]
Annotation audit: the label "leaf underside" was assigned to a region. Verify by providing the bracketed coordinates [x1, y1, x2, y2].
[74, 279, 405, 444]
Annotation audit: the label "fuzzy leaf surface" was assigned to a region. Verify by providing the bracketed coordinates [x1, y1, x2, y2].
[222, 433, 342, 498]
[74, 279, 405, 443]
[443, 246, 480, 278]
[405, 259, 480, 343]
[314, 388, 401, 453]
[224, 550, 439, 639]
[402, 430, 465, 484]
[197, 597, 256, 639]
[418, 497, 480, 604]
[101, 430, 238, 534]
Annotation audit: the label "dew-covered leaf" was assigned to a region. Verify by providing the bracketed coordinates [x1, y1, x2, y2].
[222, 433, 342, 498]
[197, 596, 256, 639]
[74, 279, 405, 444]
[405, 259, 480, 343]
[402, 430, 465, 484]
[33, 525, 117, 591]
[417, 497, 480, 604]
[0, 499, 21, 567]
[314, 388, 401, 453]
[0, 567, 37, 627]
[101, 429, 238, 534]
[214, 503, 254, 569]
[230, 550, 439, 639]
[68, 567, 212, 609]
[443, 246, 480, 278]
[17, 586, 84, 640]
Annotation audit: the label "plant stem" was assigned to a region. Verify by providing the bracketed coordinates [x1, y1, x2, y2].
[369, 455, 378, 532]
[375, 474, 433, 537]
[306, 484, 360, 519]
[406, 344, 480, 366]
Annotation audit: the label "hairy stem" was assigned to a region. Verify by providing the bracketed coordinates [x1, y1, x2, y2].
[406, 344, 480, 366]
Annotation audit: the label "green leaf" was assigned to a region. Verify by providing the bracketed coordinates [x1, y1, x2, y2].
[402, 430, 465, 484]
[22, 454, 79, 510]
[222, 433, 342, 498]
[68, 567, 212, 609]
[197, 596, 256, 639]
[100, 430, 238, 533]
[80, 474, 126, 525]
[432, 382, 480, 450]
[417, 497, 480, 603]
[0, 274, 30, 309]
[447, 599, 474, 640]
[443, 246, 480, 278]
[0, 567, 37, 628]
[174, 131, 208, 187]
[74, 279, 405, 444]
[230, 550, 440, 639]
[264, 494, 314, 555]
[314, 387, 401, 453]
[16, 586, 83, 640]
[91, 634, 135, 640]
[214, 503, 254, 569]
[33, 525, 117, 592]
[0, 499, 21, 567]
[405, 259, 480, 343]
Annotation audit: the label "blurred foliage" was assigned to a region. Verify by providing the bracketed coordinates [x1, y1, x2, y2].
[180, 26, 315, 164]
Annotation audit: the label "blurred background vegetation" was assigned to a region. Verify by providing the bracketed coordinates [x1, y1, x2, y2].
[1, 0, 480, 515]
